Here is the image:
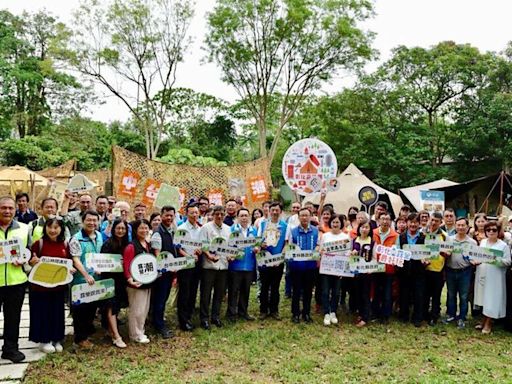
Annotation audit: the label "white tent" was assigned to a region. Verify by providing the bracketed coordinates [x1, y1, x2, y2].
[303, 163, 403, 216]
[399, 179, 458, 211]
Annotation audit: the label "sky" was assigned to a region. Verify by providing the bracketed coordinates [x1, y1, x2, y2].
[4, 0, 512, 122]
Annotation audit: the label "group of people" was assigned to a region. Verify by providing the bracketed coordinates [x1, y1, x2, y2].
[1, 190, 511, 364]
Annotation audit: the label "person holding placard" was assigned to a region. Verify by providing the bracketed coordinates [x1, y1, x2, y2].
[68, 210, 104, 349]
[473, 221, 511, 334]
[100, 219, 129, 348]
[289, 208, 319, 324]
[0, 196, 31, 363]
[150, 206, 178, 339]
[176, 203, 202, 331]
[28, 217, 73, 353]
[101, 201, 132, 241]
[423, 211, 448, 326]
[257, 202, 288, 321]
[397, 213, 427, 327]
[372, 213, 399, 324]
[227, 208, 257, 322]
[444, 217, 477, 329]
[319, 214, 348, 326]
[199, 205, 231, 329]
[123, 219, 154, 343]
[352, 219, 374, 328]
[62, 193, 93, 236]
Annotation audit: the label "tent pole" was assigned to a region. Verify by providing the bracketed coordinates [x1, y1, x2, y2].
[477, 173, 502, 214]
[499, 171, 505, 215]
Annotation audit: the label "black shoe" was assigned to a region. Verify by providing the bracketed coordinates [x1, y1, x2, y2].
[269, 312, 281, 321]
[292, 315, 300, 324]
[259, 313, 268, 320]
[428, 319, 437, 327]
[159, 328, 173, 339]
[414, 321, 422, 328]
[240, 314, 255, 321]
[380, 317, 389, 325]
[226, 315, 237, 323]
[212, 318, 223, 328]
[303, 314, 313, 323]
[180, 322, 194, 332]
[1, 350, 25, 363]
[201, 320, 210, 330]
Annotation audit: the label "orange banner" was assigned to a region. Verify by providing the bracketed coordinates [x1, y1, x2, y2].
[247, 176, 269, 203]
[141, 179, 162, 208]
[208, 189, 224, 206]
[118, 170, 140, 198]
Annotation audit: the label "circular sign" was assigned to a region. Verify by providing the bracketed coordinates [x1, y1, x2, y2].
[130, 253, 158, 284]
[327, 178, 340, 192]
[358, 186, 378, 207]
[282, 138, 337, 196]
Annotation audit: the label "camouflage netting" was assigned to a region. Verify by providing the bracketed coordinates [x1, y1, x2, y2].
[112, 146, 272, 212]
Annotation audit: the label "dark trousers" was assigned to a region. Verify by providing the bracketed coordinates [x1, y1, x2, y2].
[398, 271, 426, 323]
[177, 265, 201, 326]
[259, 264, 284, 315]
[356, 274, 372, 322]
[0, 283, 25, 353]
[200, 269, 227, 321]
[72, 301, 97, 343]
[314, 268, 322, 305]
[372, 273, 393, 320]
[284, 261, 292, 297]
[227, 270, 253, 317]
[424, 270, 444, 321]
[291, 268, 316, 317]
[151, 272, 173, 331]
[321, 274, 341, 315]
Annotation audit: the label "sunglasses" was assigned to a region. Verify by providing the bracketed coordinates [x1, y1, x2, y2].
[485, 228, 498, 233]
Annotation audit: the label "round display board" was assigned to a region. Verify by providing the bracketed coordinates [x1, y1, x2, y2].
[282, 138, 337, 196]
[358, 186, 378, 208]
[130, 253, 158, 284]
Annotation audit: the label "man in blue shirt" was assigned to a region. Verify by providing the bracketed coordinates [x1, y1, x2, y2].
[15, 193, 37, 224]
[290, 208, 319, 323]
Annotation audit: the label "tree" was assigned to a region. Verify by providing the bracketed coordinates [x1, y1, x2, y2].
[69, 0, 194, 159]
[0, 10, 82, 138]
[206, 0, 375, 163]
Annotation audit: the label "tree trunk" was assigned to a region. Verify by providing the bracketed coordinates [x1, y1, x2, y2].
[258, 116, 267, 158]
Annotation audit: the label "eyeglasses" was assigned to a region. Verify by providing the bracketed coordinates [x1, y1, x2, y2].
[485, 228, 498, 233]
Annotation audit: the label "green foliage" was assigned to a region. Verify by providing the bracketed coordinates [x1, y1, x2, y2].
[159, 148, 227, 167]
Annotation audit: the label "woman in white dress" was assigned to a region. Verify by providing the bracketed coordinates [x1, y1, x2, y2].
[473, 221, 511, 334]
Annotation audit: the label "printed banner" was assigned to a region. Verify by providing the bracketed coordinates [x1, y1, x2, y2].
[130, 253, 158, 284]
[322, 239, 352, 255]
[282, 138, 337, 196]
[319, 254, 353, 277]
[0, 238, 30, 265]
[48, 180, 68, 208]
[71, 278, 115, 306]
[157, 251, 195, 273]
[154, 183, 181, 210]
[85, 253, 123, 273]
[247, 176, 269, 203]
[209, 237, 244, 260]
[402, 244, 440, 261]
[141, 179, 161, 208]
[375, 244, 412, 267]
[28, 256, 73, 288]
[425, 237, 454, 253]
[462, 243, 503, 264]
[419, 190, 445, 213]
[256, 252, 285, 267]
[207, 188, 224, 206]
[118, 170, 140, 198]
[349, 258, 386, 274]
[285, 244, 320, 261]
[228, 232, 262, 248]
[174, 229, 204, 256]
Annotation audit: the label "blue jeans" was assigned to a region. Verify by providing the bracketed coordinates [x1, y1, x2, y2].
[321, 274, 341, 315]
[151, 272, 173, 330]
[446, 267, 472, 321]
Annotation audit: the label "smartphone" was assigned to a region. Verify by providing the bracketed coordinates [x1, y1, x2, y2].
[112, 207, 121, 218]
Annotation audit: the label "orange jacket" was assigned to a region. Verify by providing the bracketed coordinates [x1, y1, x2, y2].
[372, 227, 399, 274]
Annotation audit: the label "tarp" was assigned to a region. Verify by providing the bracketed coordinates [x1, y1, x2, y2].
[0, 165, 49, 186]
[399, 179, 458, 211]
[303, 163, 403, 217]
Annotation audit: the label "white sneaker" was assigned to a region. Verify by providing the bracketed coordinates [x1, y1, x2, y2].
[323, 314, 331, 326]
[40, 343, 56, 353]
[53, 342, 63, 353]
[330, 312, 338, 325]
[136, 335, 150, 344]
[113, 337, 127, 348]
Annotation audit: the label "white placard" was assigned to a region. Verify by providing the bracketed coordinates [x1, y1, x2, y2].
[319, 254, 353, 277]
[256, 252, 285, 267]
[130, 253, 158, 284]
[28, 256, 73, 288]
[157, 251, 195, 273]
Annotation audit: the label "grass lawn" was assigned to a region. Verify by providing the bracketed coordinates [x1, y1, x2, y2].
[24, 286, 512, 384]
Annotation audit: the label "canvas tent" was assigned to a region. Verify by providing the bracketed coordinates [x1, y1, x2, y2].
[399, 179, 459, 212]
[303, 163, 403, 217]
[432, 171, 512, 216]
